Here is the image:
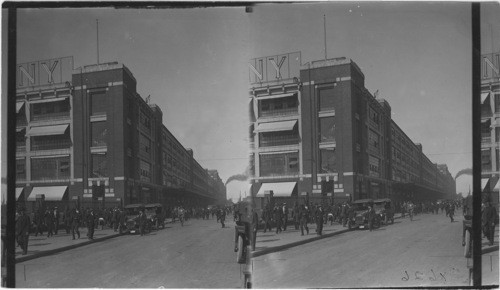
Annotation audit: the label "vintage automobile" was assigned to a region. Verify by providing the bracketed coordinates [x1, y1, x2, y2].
[351, 199, 381, 230]
[373, 198, 395, 225]
[144, 203, 165, 230]
[124, 203, 149, 234]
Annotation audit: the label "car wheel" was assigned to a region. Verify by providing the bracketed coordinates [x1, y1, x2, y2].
[237, 235, 245, 264]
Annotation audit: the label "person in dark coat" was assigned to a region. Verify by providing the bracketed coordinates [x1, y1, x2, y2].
[251, 209, 259, 251]
[16, 207, 31, 255]
[119, 209, 127, 234]
[87, 210, 96, 240]
[368, 205, 376, 232]
[71, 208, 81, 240]
[316, 206, 324, 235]
[219, 208, 226, 228]
[33, 209, 44, 237]
[292, 203, 300, 230]
[449, 203, 455, 222]
[482, 200, 497, 246]
[44, 210, 54, 237]
[139, 209, 148, 236]
[299, 205, 309, 236]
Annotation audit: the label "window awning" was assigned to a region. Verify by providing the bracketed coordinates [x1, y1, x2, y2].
[27, 124, 69, 136]
[255, 120, 297, 133]
[27, 186, 68, 201]
[256, 182, 297, 197]
[481, 92, 490, 104]
[16, 187, 24, 199]
[494, 179, 500, 191]
[482, 178, 490, 192]
[16, 102, 25, 113]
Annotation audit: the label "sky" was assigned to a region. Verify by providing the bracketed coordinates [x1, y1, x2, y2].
[2, 2, 500, 201]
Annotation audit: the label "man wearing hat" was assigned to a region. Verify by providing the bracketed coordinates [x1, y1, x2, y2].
[16, 207, 31, 255]
[53, 207, 60, 235]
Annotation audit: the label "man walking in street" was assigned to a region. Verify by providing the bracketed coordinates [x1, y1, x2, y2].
[16, 207, 31, 255]
[299, 204, 309, 236]
[219, 208, 226, 228]
[87, 209, 96, 240]
[293, 203, 300, 230]
[251, 208, 259, 251]
[71, 208, 81, 240]
[274, 205, 282, 234]
[449, 202, 455, 222]
[341, 203, 347, 227]
[44, 209, 54, 238]
[368, 204, 376, 232]
[139, 209, 148, 236]
[263, 206, 272, 233]
[482, 200, 497, 246]
[316, 206, 324, 236]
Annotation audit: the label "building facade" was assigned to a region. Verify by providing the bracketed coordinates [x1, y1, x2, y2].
[481, 51, 500, 204]
[248, 52, 455, 208]
[14, 57, 226, 210]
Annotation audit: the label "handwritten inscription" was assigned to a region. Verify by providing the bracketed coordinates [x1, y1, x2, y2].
[401, 270, 447, 282]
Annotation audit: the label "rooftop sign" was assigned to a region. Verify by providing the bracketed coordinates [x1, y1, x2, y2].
[17, 56, 74, 89]
[482, 52, 499, 80]
[249, 52, 301, 85]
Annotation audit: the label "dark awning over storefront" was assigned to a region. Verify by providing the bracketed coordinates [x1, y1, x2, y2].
[256, 182, 297, 197]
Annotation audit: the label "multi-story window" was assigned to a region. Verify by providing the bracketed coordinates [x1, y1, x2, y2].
[497, 148, 500, 171]
[31, 131, 71, 151]
[318, 88, 335, 111]
[140, 160, 151, 182]
[16, 130, 26, 152]
[368, 129, 380, 151]
[496, 127, 500, 143]
[369, 155, 380, 177]
[140, 109, 151, 131]
[31, 156, 70, 180]
[90, 153, 107, 178]
[16, 158, 26, 181]
[482, 149, 492, 172]
[259, 95, 298, 117]
[319, 148, 336, 173]
[369, 108, 379, 125]
[139, 133, 151, 157]
[249, 154, 255, 177]
[259, 152, 299, 177]
[259, 128, 299, 147]
[91, 122, 107, 147]
[31, 99, 70, 121]
[319, 117, 335, 142]
[90, 92, 107, 115]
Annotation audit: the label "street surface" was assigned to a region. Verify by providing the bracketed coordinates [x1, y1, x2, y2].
[252, 212, 475, 288]
[15, 218, 244, 288]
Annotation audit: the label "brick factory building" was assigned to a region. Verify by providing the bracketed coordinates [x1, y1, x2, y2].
[248, 52, 456, 208]
[481, 51, 500, 205]
[13, 57, 226, 211]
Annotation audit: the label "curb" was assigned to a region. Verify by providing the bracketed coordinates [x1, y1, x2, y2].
[15, 232, 123, 263]
[15, 220, 177, 263]
[252, 228, 351, 258]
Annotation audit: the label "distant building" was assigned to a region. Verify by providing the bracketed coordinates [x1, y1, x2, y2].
[248, 52, 455, 208]
[481, 51, 500, 204]
[14, 57, 226, 210]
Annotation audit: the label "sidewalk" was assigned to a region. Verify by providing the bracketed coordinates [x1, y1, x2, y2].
[15, 226, 122, 263]
[252, 213, 403, 258]
[481, 224, 499, 285]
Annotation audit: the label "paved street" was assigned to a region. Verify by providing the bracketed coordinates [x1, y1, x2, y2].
[15, 218, 244, 288]
[252, 212, 489, 288]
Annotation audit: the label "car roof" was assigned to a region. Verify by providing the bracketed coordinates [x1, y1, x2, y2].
[145, 203, 162, 208]
[124, 203, 144, 209]
[353, 199, 374, 204]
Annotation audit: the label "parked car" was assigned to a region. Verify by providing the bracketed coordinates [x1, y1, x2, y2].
[124, 204, 147, 234]
[352, 199, 380, 230]
[373, 198, 394, 225]
[144, 203, 165, 230]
